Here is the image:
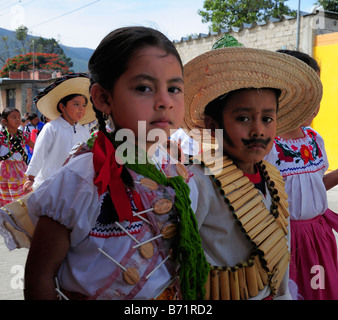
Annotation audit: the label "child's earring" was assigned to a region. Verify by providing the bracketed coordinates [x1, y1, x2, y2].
[103, 113, 109, 121]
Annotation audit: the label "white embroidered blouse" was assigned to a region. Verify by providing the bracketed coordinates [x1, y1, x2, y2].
[27, 152, 190, 299]
[265, 127, 328, 220]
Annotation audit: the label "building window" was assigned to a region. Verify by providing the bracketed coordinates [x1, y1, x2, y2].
[7, 89, 16, 108]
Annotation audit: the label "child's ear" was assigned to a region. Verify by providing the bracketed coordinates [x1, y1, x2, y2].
[59, 103, 65, 111]
[90, 83, 112, 115]
[204, 115, 219, 138]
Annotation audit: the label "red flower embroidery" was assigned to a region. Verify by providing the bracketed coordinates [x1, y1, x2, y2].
[307, 128, 317, 138]
[300, 145, 314, 164]
[276, 143, 294, 162]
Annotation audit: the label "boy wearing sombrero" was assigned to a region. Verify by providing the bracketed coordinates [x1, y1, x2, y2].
[23, 73, 95, 191]
[185, 47, 322, 299]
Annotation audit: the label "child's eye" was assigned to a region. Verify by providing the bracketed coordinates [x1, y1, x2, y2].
[263, 116, 274, 123]
[236, 116, 250, 122]
[168, 86, 183, 94]
[136, 85, 152, 93]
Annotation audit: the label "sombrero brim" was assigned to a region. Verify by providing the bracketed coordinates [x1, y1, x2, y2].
[36, 76, 95, 125]
[183, 47, 323, 136]
[0, 192, 34, 249]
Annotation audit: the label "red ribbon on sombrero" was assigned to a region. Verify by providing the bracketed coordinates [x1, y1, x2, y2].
[92, 131, 133, 222]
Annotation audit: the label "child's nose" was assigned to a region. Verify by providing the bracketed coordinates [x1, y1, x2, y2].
[154, 91, 173, 110]
[250, 120, 264, 137]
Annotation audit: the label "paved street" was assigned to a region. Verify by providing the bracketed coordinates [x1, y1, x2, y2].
[1, 187, 338, 300]
[0, 238, 27, 300]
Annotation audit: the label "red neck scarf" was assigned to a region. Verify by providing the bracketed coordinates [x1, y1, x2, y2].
[92, 131, 135, 222]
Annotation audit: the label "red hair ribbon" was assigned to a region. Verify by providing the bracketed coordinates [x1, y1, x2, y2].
[92, 131, 133, 222]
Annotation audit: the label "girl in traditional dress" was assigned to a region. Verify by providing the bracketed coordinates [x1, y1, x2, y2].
[0, 108, 34, 206]
[265, 50, 338, 300]
[21, 27, 208, 300]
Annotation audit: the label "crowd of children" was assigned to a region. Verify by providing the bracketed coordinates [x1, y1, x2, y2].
[0, 26, 337, 300]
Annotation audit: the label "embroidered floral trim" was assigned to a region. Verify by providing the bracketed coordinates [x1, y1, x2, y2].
[90, 188, 144, 238]
[274, 127, 325, 176]
[90, 221, 143, 238]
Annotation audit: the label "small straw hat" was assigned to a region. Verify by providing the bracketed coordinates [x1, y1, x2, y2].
[34, 73, 95, 125]
[183, 47, 323, 136]
[0, 192, 34, 249]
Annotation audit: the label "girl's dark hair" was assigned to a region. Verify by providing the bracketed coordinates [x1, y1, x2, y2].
[57, 94, 88, 113]
[277, 49, 320, 73]
[89, 26, 182, 90]
[88, 26, 183, 133]
[1, 107, 20, 120]
[88, 27, 183, 186]
[204, 88, 281, 127]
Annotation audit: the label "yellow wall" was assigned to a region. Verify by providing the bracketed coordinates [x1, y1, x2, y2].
[313, 33, 338, 170]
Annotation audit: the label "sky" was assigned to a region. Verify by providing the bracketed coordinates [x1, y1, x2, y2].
[0, 0, 318, 49]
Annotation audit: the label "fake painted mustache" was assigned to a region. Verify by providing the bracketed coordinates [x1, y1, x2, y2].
[242, 137, 272, 147]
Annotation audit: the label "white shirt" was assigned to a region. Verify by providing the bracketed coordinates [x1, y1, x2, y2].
[25, 116, 90, 188]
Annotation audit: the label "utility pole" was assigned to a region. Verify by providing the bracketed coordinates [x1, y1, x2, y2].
[32, 39, 35, 110]
[296, 0, 301, 50]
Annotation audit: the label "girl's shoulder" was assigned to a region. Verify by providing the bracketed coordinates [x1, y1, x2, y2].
[301, 126, 326, 150]
[302, 126, 321, 139]
[27, 152, 98, 244]
[0, 130, 7, 144]
[267, 126, 326, 177]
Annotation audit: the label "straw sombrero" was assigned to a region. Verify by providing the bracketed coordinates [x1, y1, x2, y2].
[183, 47, 323, 136]
[34, 73, 95, 125]
[0, 192, 34, 249]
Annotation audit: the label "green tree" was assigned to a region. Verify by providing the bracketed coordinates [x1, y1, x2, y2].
[33, 37, 73, 68]
[0, 36, 11, 65]
[0, 25, 73, 70]
[15, 25, 31, 54]
[0, 52, 70, 78]
[212, 34, 244, 49]
[315, 0, 338, 12]
[198, 0, 296, 32]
